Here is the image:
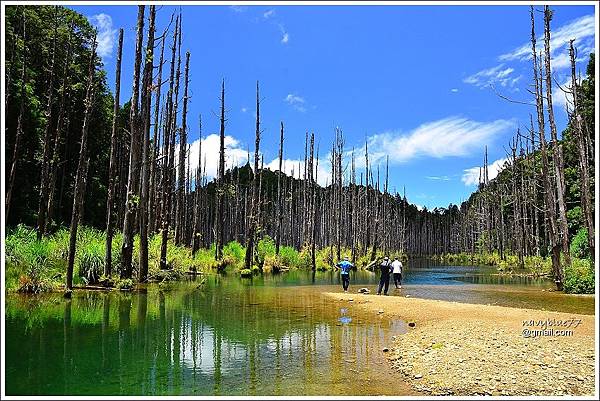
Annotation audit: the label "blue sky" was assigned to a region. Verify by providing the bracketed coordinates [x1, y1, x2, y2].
[73, 4, 596, 209]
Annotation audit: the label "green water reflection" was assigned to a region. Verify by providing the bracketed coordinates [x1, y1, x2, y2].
[5, 278, 410, 396]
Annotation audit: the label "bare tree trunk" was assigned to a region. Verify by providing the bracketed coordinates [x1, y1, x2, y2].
[543, 5, 570, 266]
[160, 14, 179, 270]
[192, 117, 203, 255]
[139, 6, 156, 282]
[215, 79, 226, 260]
[47, 21, 74, 229]
[245, 81, 261, 270]
[104, 28, 124, 278]
[531, 7, 563, 290]
[175, 49, 190, 245]
[36, 10, 58, 239]
[120, 6, 145, 279]
[275, 121, 284, 255]
[65, 34, 97, 294]
[311, 141, 319, 271]
[149, 34, 165, 234]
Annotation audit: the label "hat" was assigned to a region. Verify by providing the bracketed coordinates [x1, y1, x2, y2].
[384, 256, 389, 261]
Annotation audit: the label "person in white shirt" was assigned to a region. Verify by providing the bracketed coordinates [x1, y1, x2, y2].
[391, 257, 403, 289]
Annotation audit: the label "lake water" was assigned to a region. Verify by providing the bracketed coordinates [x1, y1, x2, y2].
[5, 260, 594, 395]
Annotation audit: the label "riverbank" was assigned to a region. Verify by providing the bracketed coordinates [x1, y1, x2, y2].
[324, 291, 596, 396]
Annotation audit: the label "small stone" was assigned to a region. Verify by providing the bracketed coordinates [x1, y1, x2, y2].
[382, 347, 389, 352]
[378, 309, 384, 314]
[414, 374, 423, 379]
[576, 376, 584, 381]
[348, 298, 354, 302]
[358, 287, 370, 294]
[408, 322, 416, 327]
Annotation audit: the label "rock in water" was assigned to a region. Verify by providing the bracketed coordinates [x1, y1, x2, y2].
[358, 287, 370, 294]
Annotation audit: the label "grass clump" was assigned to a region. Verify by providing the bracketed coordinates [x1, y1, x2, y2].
[563, 258, 594, 294]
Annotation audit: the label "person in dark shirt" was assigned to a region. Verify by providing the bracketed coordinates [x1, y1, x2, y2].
[377, 256, 393, 295]
[336, 256, 354, 292]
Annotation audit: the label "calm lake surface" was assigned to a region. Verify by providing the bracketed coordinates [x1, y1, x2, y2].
[5, 260, 594, 395]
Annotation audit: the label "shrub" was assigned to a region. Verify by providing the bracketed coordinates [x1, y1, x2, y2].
[223, 241, 245, 262]
[256, 236, 276, 266]
[115, 278, 134, 290]
[278, 246, 300, 267]
[240, 268, 252, 278]
[570, 228, 589, 259]
[563, 258, 594, 294]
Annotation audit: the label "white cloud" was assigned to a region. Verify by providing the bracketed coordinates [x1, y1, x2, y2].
[355, 116, 514, 167]
[229, 5, 247, 13]
[278, 23, 289, 44]
[499, 14, 595, 64]
[465, 13, 594, 93]
[461, 157, 511, 186]
[241, 107, 248, 113]
[464, 64, 518, 88]
[284, 93, 306, 112]
[263, 9, 275, 19]
[426, 175, 450, 181]
[179, 134, 248, 180]
[451, 88, 459, 93]
[88, 13, 116, 59]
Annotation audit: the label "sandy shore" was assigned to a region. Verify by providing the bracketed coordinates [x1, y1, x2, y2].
[323, 291, 596, 396]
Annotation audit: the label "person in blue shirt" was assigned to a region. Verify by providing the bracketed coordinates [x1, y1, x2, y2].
[336, 256, 354, 292]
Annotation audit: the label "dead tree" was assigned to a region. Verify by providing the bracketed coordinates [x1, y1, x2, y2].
[104, 28, 124, 278]
[275, 121, 285, 255]
[244, 81, 261, 270]
[192, 116, 203, 255]
[120, 5, 145, 279]
[215, 79, 226, 260]
[543, 5, 570, 265]
[175, 48, 190, 244]
[46, 20, 75, 229]
[36, 9, 58, 239]
[149, 34, 166, 234]
[531, 7, 563, 290]
[159, 15, 179, 270]
[139, 5, 156, 282]
[65, 33, 97, 294]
